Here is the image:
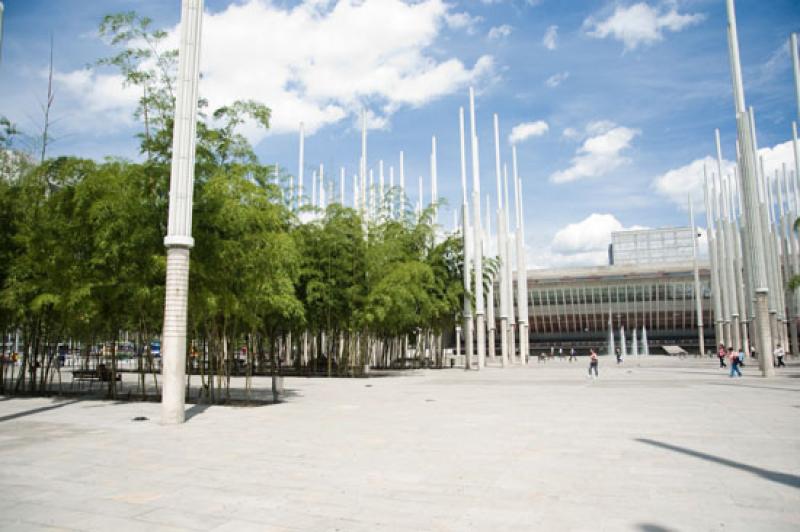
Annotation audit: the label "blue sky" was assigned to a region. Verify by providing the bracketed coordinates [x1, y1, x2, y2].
[1, 0, 798, 267]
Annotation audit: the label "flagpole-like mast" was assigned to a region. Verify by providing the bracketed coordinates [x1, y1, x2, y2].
[469, 87, 486, 369]
[493, 114, 509, 367]
[503, 162, 516, 363]
[459, 107, 474, 370]
[298, 123, 305, 209]
[161, 0, 204, 424]
[704, 167, 724, 350]
[791, 33, 799, 120]
[725, 0, 773, 376]
[512, 146, 529, 364]
[689, 193, 705, 356]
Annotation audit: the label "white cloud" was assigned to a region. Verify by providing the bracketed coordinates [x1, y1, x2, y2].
[508, 120, 549, 144]
[445, 11, 482, 34]
[53, 69, 140, 133]
[562, 127, 579, 140]
[584, 2, 705, 51]
[57, 0, 493, 141]
[542, 25, 558, 50]
[529, 213, 648, 268]
[545, 71, 569, 88]
[653, 140, 796, 211]
[488, 24, 512, 40]
[550, 121, 640, 184]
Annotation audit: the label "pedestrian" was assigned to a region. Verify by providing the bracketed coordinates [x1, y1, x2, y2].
[615, 347, 622, 365]
[729, 346, 742, 377]
[775, 343, 786, 368]
[588, 349, 599, 379]
[717, 343, 727, 368]
[569, 347, 576, 362]
[738, 346, 745, 368]
[559, 347, 564, 360]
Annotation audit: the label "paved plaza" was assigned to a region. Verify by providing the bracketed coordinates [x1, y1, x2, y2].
[0, 356, 798, 531]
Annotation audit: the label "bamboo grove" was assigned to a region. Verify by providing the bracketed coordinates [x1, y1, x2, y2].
[0, 12, 489, 401]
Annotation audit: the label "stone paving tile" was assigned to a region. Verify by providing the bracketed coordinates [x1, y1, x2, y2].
[1, 358, 799, 531]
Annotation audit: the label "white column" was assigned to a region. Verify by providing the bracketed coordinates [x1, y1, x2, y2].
[161, 0, 204, 425]
[726, 0, 773, 375]
[297, 123, 304, 208]
[493, 114, 509, 367]
[513, 146, 529, 364]
[431, 136, 438, 230]
[399, 151, 405, 215]
[459, 107, 474, 370]
[469, 87, 485, 369]
[792, 33, 799, 120]
[689, 194, 705, 356]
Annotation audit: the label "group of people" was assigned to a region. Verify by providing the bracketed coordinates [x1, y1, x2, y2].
[538, 346, 578, 363]
[716, 342, 787, 377]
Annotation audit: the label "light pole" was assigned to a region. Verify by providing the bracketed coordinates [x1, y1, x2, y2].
[0, 2, 5, 65]
[689, 194, 705, 357]
[725, 0, 773, 376]
[161, 0, 204, 424]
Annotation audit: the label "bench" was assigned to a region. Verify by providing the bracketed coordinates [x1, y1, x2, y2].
[71, 365, 122, 382]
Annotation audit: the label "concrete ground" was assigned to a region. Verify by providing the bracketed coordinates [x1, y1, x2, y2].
[0, 356, 798, 532]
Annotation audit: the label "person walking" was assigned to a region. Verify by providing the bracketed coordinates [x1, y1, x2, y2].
[775, 343, 786, 368]
[558, 347, 564, 361]
[588, 349, 599, 379]
[729, 346, 741, 378]
[615, 347, 622, 365]
[569, 347, 576, 362]
[717, 343, 727, 368]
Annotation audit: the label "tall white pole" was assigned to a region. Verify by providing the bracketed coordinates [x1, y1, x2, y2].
[431, 136, 438, 231]
[513, 146, 529, 364]
[791, 33, 799, 120]
[379, 160, 384, 216]
[319, 164, 325, 209]
[503, 162, 516, 363]
[389, 166, 395, 218]
[340, 167, 345, 205]
[493, 114, 509, 367]
[298, 123, 304, 209]
[689, 193, 705, 356]
[161, 0, 204, 425]
[485, 195, 495, 362]
[361, 109, 367, 218]
[727, 0, 772, 376]
[399, 151, 405, 215]
[469, 87, 485, 369]
[459, 107, 474, 370]
[311, 170, 317, 209]
[704, 167, 724, 350]
[0, 2, 5, 65]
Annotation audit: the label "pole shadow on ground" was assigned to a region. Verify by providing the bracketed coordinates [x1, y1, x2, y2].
[0, 398, 82, 423]
[636, 438, 800, 490]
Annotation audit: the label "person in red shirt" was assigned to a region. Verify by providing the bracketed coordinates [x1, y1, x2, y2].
[717, 343, 727, 368]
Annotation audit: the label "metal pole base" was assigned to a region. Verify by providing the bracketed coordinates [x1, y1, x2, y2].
[476, 314, 486, 369]
[755, 293, 775, 377]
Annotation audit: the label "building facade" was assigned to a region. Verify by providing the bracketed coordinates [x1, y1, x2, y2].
[515, 261, 713, 353]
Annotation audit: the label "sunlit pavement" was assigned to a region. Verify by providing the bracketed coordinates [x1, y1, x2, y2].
[1, 356, 798, 531]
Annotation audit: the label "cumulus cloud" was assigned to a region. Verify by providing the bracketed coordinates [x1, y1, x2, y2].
[508, 120, 549, 144]
[488, 24, 512, 40]
[53, 69, 140, 133]
[584, 2, 705, 51]
[445, 11, 483, 33]
[57, 0, 493, 142]
[543, 25, 558, 50]
[545, 71, 569, 88]
[528, 213, 648, 268]
[653, 140, 796, 211]
[550, 121, 640, 184]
